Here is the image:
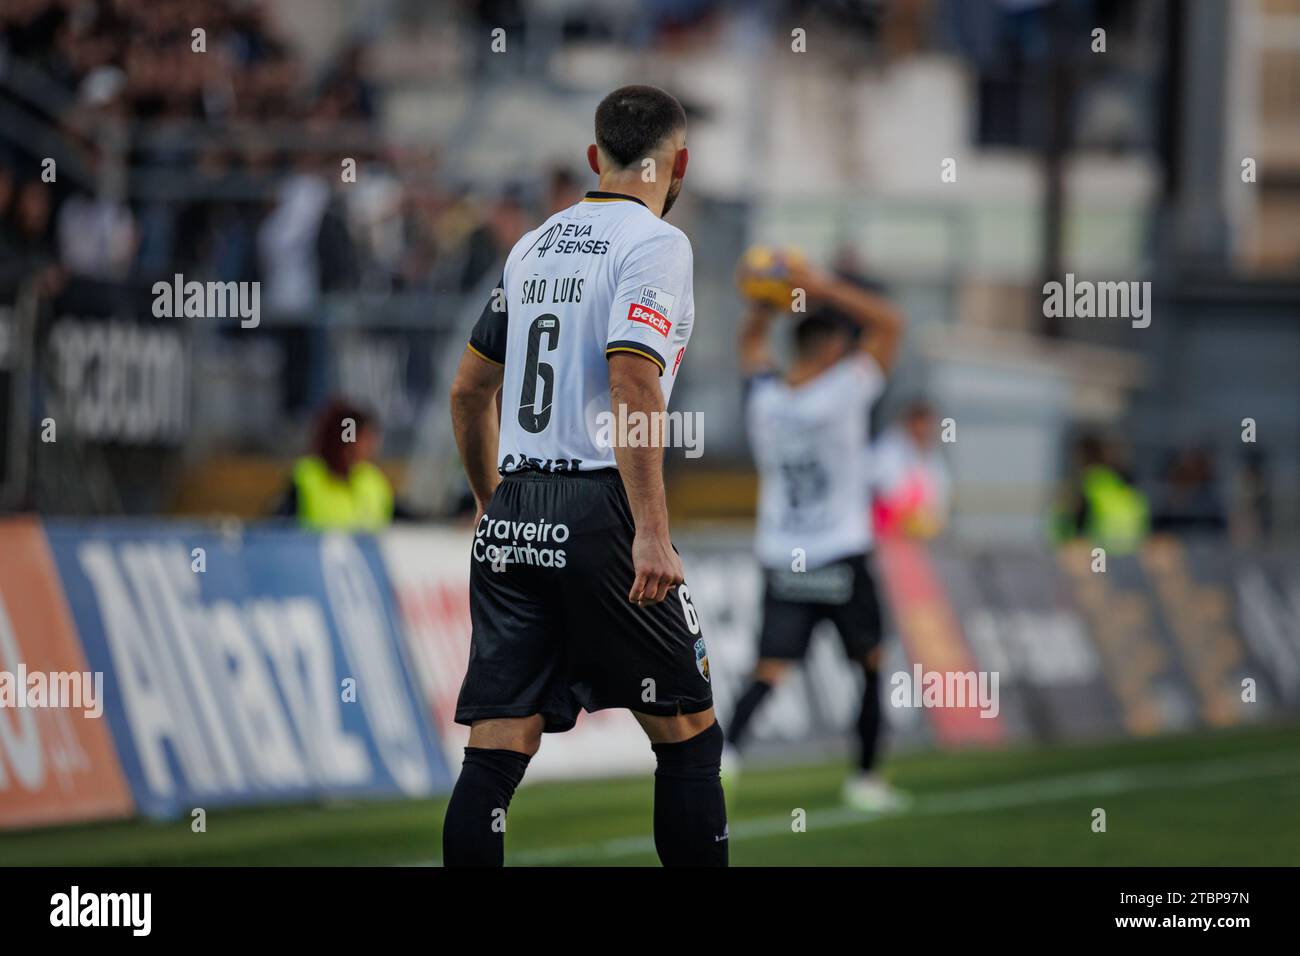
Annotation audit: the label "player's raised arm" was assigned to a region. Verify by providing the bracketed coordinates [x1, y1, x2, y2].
[738, 302, 778, 377]
[609, 352, 685, 607]
[798, 264, 905, 374]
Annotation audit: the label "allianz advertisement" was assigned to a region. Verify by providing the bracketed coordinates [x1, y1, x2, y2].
[43, 524, 451, 820]
[3, 517, 1296, 831]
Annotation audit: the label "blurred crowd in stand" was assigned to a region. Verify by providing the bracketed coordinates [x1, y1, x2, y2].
[0, 0, 585, 308]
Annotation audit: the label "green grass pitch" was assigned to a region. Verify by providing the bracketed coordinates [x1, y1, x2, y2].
[3, 723, 1297, 866]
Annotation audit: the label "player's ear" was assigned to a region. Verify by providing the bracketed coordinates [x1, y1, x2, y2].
[673, 146, 689, 180]
[587, 144, 601, 176]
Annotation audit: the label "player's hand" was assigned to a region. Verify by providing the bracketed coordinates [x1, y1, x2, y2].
[629, 529, 684, 607]
[786, 259, 828, 303]
[472, 486, 498, 528]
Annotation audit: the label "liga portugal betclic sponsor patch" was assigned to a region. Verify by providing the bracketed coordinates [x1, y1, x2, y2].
[628, 302, 671, 336]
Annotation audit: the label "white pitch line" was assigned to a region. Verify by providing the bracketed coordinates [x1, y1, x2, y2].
[407, 750, 1300, 867]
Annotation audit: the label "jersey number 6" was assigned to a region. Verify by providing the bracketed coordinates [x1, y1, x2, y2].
[518, 313, 560, 434]
[678, 585, 701, 635]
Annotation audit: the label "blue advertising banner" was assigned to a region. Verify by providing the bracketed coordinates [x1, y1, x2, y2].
[45, 522, 452, 819]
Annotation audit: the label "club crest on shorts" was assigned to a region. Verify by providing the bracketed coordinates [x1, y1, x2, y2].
[694, 637, 710, 682]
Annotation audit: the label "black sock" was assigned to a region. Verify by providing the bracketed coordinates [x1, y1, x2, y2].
[727, 679, 773, 750]
[651, 721, 729, 867]
[442, 747, 531, 866]
[858, 667, 882, 773]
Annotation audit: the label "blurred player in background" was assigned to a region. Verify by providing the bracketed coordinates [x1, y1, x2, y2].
[871, 399, 951, 540]
[443, 85, 727, 866]
[726, 250, 909, 812]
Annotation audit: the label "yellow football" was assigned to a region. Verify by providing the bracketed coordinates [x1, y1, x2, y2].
[737, 245, 805, 307]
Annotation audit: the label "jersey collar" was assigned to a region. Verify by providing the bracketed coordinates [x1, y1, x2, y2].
[582, 190, 648, 208]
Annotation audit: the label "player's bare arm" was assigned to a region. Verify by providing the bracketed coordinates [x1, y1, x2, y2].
[797, 264, 905, 373]
[609, 352, 685, 607]
[738, 301, 778, 376]
[450, 347, 505, 518]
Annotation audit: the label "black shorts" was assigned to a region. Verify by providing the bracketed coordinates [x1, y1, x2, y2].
[456, 468, 714, 734]
[758, 553, 884, 661]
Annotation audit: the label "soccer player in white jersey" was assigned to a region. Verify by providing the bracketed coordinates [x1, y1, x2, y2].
[725, 259, 908, 812]
[443, 86, 726, 866]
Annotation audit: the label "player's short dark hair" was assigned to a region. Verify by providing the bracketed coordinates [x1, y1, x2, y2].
[1077, 432, 1107, 466]
[594, 85, 687, 168]
[312, 398, 375, 475]
[794, 312, 852, 357]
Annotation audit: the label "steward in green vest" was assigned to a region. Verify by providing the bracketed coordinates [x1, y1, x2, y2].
[292, 455, 393, 531]
[1076, 464, 1149, 553]
[277, 401, 394, 531]
[1054, 435, 1149, 554]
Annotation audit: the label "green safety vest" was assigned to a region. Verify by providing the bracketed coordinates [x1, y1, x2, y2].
[292, 456, 393, 531]
[1080, 465, 1148, 554]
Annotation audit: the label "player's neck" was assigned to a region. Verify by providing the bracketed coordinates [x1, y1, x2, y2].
[785, 359, 827, 387]
[593, 174, 666, 217]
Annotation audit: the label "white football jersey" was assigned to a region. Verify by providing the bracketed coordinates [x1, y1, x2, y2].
[468, 191, 694, 473]
[746, 356, 885, 569]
